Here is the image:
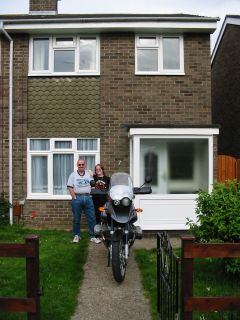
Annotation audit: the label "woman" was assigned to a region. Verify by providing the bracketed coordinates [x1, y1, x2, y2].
[92, 164, 110, 224]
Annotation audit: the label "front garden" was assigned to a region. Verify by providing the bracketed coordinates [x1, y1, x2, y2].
[136, 179, 240, 320]
[0, 225, 89, 320]
[1, 179, 239, 319]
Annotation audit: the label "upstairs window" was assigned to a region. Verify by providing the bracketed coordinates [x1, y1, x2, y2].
[33, 38, 49, 71]
[135, 35, 184, 75]
[29, 35, 100, 76]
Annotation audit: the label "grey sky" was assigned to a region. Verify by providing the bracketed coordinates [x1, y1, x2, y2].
[0, 0, 239, 51]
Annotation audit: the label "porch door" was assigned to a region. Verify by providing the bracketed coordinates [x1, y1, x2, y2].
[140, 140, 168, 194]
[130, 132, 217, 230]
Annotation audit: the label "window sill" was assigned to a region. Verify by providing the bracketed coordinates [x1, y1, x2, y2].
[135, 71, 185, 76]
[28, 72, 100, 77]
[27, 196, 72, 200]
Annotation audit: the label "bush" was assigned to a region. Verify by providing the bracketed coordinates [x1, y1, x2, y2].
[187, 179, 240, 274]
[0, 192, 11, 224]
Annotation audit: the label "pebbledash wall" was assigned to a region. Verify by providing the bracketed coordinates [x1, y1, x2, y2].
[0, 23, 217, 229]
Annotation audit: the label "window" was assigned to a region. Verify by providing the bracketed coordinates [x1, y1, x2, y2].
[33, 38, 49, 71]
[135, 35, 184, 75]
[140, 138, 208, 194]
[29, 35, 100, 75]
[28, 138, 100, 198]
[79, 38, 97, 71]
[129, 128, 219, 195]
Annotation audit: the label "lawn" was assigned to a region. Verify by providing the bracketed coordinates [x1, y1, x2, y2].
[0, 225, 89, 320]
[135, 248, 240, 320]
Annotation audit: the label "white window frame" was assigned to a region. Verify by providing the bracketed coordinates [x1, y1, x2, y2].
[135, 35, 185, 75]
[27, 138, 100, 200]
[129, 128, 219, 195]
[29, 35, 100, 76]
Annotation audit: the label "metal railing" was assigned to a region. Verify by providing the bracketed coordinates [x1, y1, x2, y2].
[157, 232, 180, 320]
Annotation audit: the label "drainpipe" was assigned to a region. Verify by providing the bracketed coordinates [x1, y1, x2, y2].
[0, 21, 14, 225]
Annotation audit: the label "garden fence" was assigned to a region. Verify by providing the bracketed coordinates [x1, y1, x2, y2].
[0, 235, 41, 320]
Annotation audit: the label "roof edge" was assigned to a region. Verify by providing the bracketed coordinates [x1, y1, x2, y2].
[211, 15, 240, 64]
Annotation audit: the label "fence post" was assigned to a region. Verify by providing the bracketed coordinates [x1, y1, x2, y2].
[181, 236, 195, 320]
[237, 159, 240, 182]
[25, 235, 40, 320]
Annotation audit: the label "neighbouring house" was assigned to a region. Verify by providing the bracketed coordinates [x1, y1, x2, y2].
[0, 0, 219, 230]
[212, 15, 240, 159]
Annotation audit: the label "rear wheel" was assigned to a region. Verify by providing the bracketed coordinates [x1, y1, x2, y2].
[112, 239, 126, 282]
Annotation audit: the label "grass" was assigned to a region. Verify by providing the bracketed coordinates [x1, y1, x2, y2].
[135, 248, 158, 320]
[0, 225, 89, 320]
[135, 248, 240, 320]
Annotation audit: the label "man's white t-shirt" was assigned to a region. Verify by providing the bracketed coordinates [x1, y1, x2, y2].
[67, 170, 93, 194]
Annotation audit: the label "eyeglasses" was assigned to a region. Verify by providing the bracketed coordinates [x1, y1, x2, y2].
[78, 164, 85, 167]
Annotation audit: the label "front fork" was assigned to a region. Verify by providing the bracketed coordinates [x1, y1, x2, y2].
[124, 224, 129, 260]
[109, 222, 129, 266]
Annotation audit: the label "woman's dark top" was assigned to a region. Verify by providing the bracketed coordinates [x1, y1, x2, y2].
[92, 175, 110, 223]
[93, 175, 110, 193]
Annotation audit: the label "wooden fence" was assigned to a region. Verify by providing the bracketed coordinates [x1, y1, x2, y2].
[217, 155, 240, 182]
[0, 235, 41, 320]
[181, 236, 240, 320]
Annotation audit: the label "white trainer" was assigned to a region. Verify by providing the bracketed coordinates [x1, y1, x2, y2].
[90, 237, 101, 244]
[72, 235, 80, 243]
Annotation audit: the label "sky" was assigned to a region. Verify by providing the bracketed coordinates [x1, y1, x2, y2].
[0, 0, 239, 51]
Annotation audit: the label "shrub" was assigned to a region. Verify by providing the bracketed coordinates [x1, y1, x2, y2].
[0, 192, 11, 224]
[187, 179, 240, 274]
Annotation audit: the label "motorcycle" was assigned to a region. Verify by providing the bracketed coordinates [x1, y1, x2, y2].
[90, 172, 152, 283]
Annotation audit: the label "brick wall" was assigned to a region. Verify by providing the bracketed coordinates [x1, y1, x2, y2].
[12, 35, 29, 203]
[100, 32, 212, 175]
[212, 24, 240, 158]
[0, 35, 28, 201]
[29, 0, 58, 12]
[0, 36, 10, 195]
[23, 200, 73, 229]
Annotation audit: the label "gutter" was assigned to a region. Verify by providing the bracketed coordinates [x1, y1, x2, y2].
[1, 16, 220, 24]
[0, 21, 14, 225]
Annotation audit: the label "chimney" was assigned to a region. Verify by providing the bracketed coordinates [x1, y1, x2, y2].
[29, 0, 60, 15]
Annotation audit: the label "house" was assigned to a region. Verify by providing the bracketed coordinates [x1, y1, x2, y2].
[0, 0, 219, 230]
[211, 15, 240, 159]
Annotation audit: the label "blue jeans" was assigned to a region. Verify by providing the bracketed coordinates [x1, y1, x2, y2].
[71, 195, 96, 238]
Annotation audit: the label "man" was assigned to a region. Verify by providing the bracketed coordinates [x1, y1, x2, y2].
[67, 159, 101, 244]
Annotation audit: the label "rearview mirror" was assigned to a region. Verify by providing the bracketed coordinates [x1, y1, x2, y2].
[145, 176, 152, 184]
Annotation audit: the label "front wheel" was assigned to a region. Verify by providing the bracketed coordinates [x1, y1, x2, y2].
[112, 239, 126, 282]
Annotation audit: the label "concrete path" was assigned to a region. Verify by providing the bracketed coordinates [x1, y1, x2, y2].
[71, 236, 181, 320]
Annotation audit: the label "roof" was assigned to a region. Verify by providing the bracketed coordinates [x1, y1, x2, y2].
[211, 15, 240, 63]
[0, 13, 219, 35]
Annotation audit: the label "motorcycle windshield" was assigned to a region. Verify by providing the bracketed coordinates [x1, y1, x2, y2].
[109, 173, 133, 200]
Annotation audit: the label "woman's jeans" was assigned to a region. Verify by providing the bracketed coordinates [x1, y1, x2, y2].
[71, 195, 96, 238]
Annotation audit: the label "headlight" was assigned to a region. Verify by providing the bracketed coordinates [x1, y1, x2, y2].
[121, 197, 131, 206]
[113, 199, 120, 206]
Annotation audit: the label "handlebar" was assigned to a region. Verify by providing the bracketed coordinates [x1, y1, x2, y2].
[91, 186, 152, 195]
[133, 187, 152, 194]
[90, 188, 108, 195]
